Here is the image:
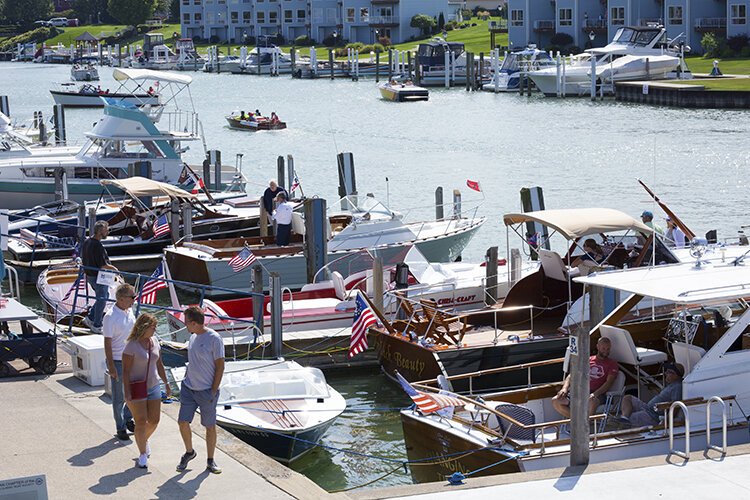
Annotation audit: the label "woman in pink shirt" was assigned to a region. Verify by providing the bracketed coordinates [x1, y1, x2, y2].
[123, 313, 172, 469]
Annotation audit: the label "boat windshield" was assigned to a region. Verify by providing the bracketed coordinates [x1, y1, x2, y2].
[329, 195, 395, 220]
[221, 365, 331, 401]
[633, 30, 660, 46]
[612, 28, 636, 43]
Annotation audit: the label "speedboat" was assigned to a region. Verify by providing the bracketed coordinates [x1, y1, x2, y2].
[50, 83, 158, 107]
[0, 111, 78, 159]
[483, 46, 555, 92]
[171, 359, 346, 463]
[226, 112, 287, 131]
[227, 38, 293, 75]
[378, 80, 429, 102]
[416, 38, 467, 86]
[528, 25, 687, 97]
[70, 63, 99, 81]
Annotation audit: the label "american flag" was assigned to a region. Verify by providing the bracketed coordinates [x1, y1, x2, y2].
[62, 273, 87, 302]
[395, 371, 464, 414]
[227, 246, 257, 272]
[138, 263, 167, 304]
[290, 172, 301, 193]
[153, 214, 170, 238]
[349, 292, 377, 358]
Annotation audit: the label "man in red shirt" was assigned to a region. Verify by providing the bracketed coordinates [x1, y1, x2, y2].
[552, 337, 619, 418]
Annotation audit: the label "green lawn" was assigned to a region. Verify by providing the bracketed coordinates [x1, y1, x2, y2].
[685, 55, 750, 75]
[679, 77, 750, 91]
[46, 23, 181, 47]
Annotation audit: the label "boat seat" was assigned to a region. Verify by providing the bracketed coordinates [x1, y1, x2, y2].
[332, 271, 346, 300]
[600, 324, 667, 398]
[538, 249, 580, 282]
[419, 298, 470, 346]
[486, 402, 536, 443]
[596, 370, 626, 432]
[671, 341, 705, 375]
[274, 380, 307, 397]
[266, 297, 342, 314]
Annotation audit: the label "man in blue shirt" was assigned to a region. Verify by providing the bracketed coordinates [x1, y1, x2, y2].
[617, 362, 683, 427]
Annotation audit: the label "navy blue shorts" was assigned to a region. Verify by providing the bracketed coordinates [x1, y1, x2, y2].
[178, 382, 219, 427]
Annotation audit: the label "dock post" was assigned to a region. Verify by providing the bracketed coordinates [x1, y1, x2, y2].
[170, 199, 180, 243]
[276, 156, 285, 189]
[556, 53, 561, 97]
[485, 246, 498, 305]
[590, 56, 596, 101]
[336, 152, 357, 210]
[570, 296, 591, 467]
[372, 257, 384, 313]
[329, 49, 334, 79]
[414, 53, 420, 85]
[38, 114, 47, 145]
[406, 51, 412, 79]
[375, 51, 380, 82]
[435, 187, 444, 220]
[510, 248, 521, 287]
[479, 52, 484, 90]
[77, 205, 86, 245]
[115, 44, 121, 67]
[53, 104, 66, 145]
[0, 96, 8, 117]
[304, 198, 328, 284]
[286, 155, 295, 193]
[290, 47, 296, 74]
[98, 42, 103, 66]
[465, 52, 471, 91]
[182, 203, 193, 242]
[270, 272, 283, 358]
[87, 207, 96, 238]
[259, 203, 268, 237]
[561, 56, 566, 98]
[452, 189, 461, 219]
[208, 150, 221, 191]
[53, 169, 67, 201]
[589, 284, 604, 331]
[253, 265, 264, 333]
[388, 50, 392, 80]
[444, 49, 450, 88]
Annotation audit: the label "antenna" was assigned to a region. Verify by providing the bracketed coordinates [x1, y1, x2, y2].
[327, 115, 339, 154]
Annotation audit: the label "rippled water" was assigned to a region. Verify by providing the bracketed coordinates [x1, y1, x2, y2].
[2, 61, 749, 490]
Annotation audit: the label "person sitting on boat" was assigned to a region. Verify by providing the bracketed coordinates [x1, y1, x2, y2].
[255, 109, 261, 116]
[617, 362, 684, 428]
[239, 110, 247, 120]
[388, 78, 397, 86]
[97, 85, 103, 94]
[572, 238, 605, 276]
[665, 217, 686, 249]
[551, 337, 619, 418]
[147, 86, 155, 95]
[273, 192, 293, 247]
[270, 112, 279, 124]
[640, 210, 664, 236]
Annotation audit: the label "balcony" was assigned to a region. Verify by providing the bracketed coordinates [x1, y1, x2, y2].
[638, 18, 663, 27]
[533, 20, 554, 31]
[371, 0, 398, 3]
[369, 15, 398, 26]
[581, 19, 606, 32]
[488, 19, 508, 32]
[694, 17, 727, 32]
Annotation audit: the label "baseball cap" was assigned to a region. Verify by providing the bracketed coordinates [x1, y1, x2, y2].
[641, 210, 653, 218]
[663, 362, 684, 377]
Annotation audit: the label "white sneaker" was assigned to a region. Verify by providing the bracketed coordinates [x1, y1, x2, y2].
[82, 317, 94, 329]
[146, 441, 151, 458]
[137, 454, 148, 469]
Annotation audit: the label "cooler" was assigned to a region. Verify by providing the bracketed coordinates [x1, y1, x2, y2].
[67, 335, 106, 386]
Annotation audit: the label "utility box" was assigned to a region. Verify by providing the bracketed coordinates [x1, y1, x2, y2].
[68, 335, 106, 387]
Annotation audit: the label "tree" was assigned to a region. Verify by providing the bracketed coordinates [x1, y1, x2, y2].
[108, 0, 157, 27]
[437, 12, 445, 30]
[74, 0, 115, 24]
[168, 0, 180, 22]
[2, 0, 52, 27]
[410, 14, 437, 37]
[700, 33, 718, 57]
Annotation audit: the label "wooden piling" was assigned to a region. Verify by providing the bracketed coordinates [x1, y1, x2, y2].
[388, 50, 392, 80]
[253, 266, 264, 331]
[373, 257, 384, 313]
[435, 187, 444, 221]
[276, 156, 285, 189]
[485, 246, 498, 305]
[170, 199, 180, 243]
[329, 49, 334, 79]
[375, 51, 380, 82]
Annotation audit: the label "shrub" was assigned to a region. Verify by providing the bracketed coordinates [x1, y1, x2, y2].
[567, 46, 581, 55]
[0, 27, 54, 52]
[477, 10, 490, 20]
[471, 22, 477, 27]
[209, 35, 220, 44]
[377, 36, 391, 47]
[544, 44, 561, 55]
[460, 9, 472, 19]
[719, 46, 734, 58]
[322, 33, 343, 47]
[727, 34, 749, 53]
[445, 20, 458, 31]
[373, 43, 384, 53]
[701, 32, 718, 57]
[294, 35, 314, 46]
[741, 46, 750, 58]
[361, 44, 374, 53]
[550, 32, 574, 47]
[334, 47, 347, 57]
[53, 9, 76, 19]
[346, 42, 364, 51]
[410, 14, 437, 37]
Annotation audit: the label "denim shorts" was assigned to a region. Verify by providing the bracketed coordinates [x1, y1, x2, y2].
[178, 382, 219, 427]
[147, 385, 162, 401]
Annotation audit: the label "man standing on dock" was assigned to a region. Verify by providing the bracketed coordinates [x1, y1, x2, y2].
[104, 283, 137, 441]
[82, 220, 118, 334]
[273, 192, 293, 246]
[262, 179, 287, 216]
[177, 306, 225, 475]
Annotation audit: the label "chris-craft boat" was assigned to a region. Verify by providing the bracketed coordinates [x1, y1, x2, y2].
[378, 80, 429, 102]
[225, 112, 287, 131]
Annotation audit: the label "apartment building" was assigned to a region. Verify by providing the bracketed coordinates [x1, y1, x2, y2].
[508, 1, 750, 54]
[181, 0, 452, 44]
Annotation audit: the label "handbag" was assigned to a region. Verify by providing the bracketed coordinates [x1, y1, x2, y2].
[129, 339, 152, 400]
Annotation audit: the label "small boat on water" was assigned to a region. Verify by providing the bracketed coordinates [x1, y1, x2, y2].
[378, 80, 429, 102]
[50, 83, 159, 107]
[226, 112, 286, 131]
[70, 63, 99, 81]
[171, 359, 346, 463]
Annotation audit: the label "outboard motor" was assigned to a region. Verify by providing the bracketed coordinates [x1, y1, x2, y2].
[395, 262, 410, 290]
[705, 230, 717, 245]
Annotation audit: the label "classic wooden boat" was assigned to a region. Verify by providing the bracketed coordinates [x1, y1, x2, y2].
[50, 83, 158, 107]
[226, 113, 287, 131]
[378, 81, 429, 102]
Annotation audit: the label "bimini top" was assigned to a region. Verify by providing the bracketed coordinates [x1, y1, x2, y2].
[575, 261, 750, 304]
[503, 208, 651, 240]
[101, 177, 196, 200]
[112, 68, 193, 86]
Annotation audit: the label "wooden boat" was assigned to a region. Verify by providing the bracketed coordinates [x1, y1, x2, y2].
[171, 359, 346, 463]
[226, 113, 287, 131]
[50, 83, 159, 107]
[378, 81, 429, 102]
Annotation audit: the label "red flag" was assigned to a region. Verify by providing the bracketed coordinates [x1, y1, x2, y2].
[466, 179, 481, 192]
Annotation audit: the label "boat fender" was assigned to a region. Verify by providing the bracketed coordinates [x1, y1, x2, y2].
[447, 472, 465, 485]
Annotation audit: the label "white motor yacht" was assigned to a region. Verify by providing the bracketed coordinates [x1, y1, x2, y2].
[528, 25, 687, 97]
[70, 63, 99, 81]
[416, 38, 468, 86]
[483, 46, 555, 92]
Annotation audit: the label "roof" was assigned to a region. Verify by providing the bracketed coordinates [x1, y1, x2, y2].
[100, 177, 195, 200]
[112, 68, 193, 85]
[502, 208, 651, 240]
[575, 262, 750, 304]
[74, 32, 99, 42]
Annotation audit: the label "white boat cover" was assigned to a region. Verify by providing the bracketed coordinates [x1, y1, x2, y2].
[575, 261, 750, 304]
[503, 208, 651, 239]
[112, 68, 193, 85]
[101, 177, 196, 200]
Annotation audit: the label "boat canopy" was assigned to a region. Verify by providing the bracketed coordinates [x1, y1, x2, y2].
[112, 68, 193, 85]
[503, 208, 651, 239]
[575, 261, 750, 304]
[101, 177, 196, 200]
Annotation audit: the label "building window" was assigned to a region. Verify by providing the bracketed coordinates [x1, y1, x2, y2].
[284, 9, 292, 22]
[194, 0, 201, 4]
[610, 7, 624, 25]
[269, 11, 277, 23]
[218, 0, 225, 4]
[231, 11, 238, 22]
[297, 9, 305, 21]
[206, 12, 215, 23]
[182, 0, 188, 5]
[346, 8, 355, 22]
[195, 12, 202, 22]
[558, 8, 572, 26]
[243, 11, 251, 22]
[360, 7, 369, 22]
[183, 13, 190, 23]
[668, 6, 683, 25]
[731, 4, 747, 25]
[257, 11, 265, 23]
[510, 9, 523, 27]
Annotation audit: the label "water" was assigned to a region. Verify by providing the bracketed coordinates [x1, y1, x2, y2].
[2, 62, 750, 491]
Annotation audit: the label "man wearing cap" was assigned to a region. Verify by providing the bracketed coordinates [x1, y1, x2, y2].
[665, 217, 686, 248]
[640, 211, 664, 236]
[617, 362, 684, 427]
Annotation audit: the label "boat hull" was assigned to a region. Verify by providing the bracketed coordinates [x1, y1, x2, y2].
[49, 90, 160, 107]
[226, 117, 287, 131]
[379, 85, 429, 102]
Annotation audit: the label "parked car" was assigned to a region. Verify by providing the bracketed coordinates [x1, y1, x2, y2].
[67, 19, 80, 27]
[34, 20, 51, 27]
[48, 18, 68, 27]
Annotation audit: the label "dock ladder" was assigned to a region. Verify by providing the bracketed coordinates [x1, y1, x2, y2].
[668, 396, 729, 458]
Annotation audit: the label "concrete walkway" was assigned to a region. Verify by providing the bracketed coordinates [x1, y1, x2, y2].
[0, 364, 339, 499]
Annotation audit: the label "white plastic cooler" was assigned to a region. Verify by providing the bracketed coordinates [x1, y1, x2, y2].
[67, 335, 106, 386]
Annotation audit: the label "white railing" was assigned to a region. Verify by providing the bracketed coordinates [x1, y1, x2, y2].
[370, 16, 397, 24]
[694, 17, 726, 29]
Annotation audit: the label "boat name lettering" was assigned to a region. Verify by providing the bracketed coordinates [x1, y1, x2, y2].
[392, 352, 425, 378]
[436, 294, 476, 306]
